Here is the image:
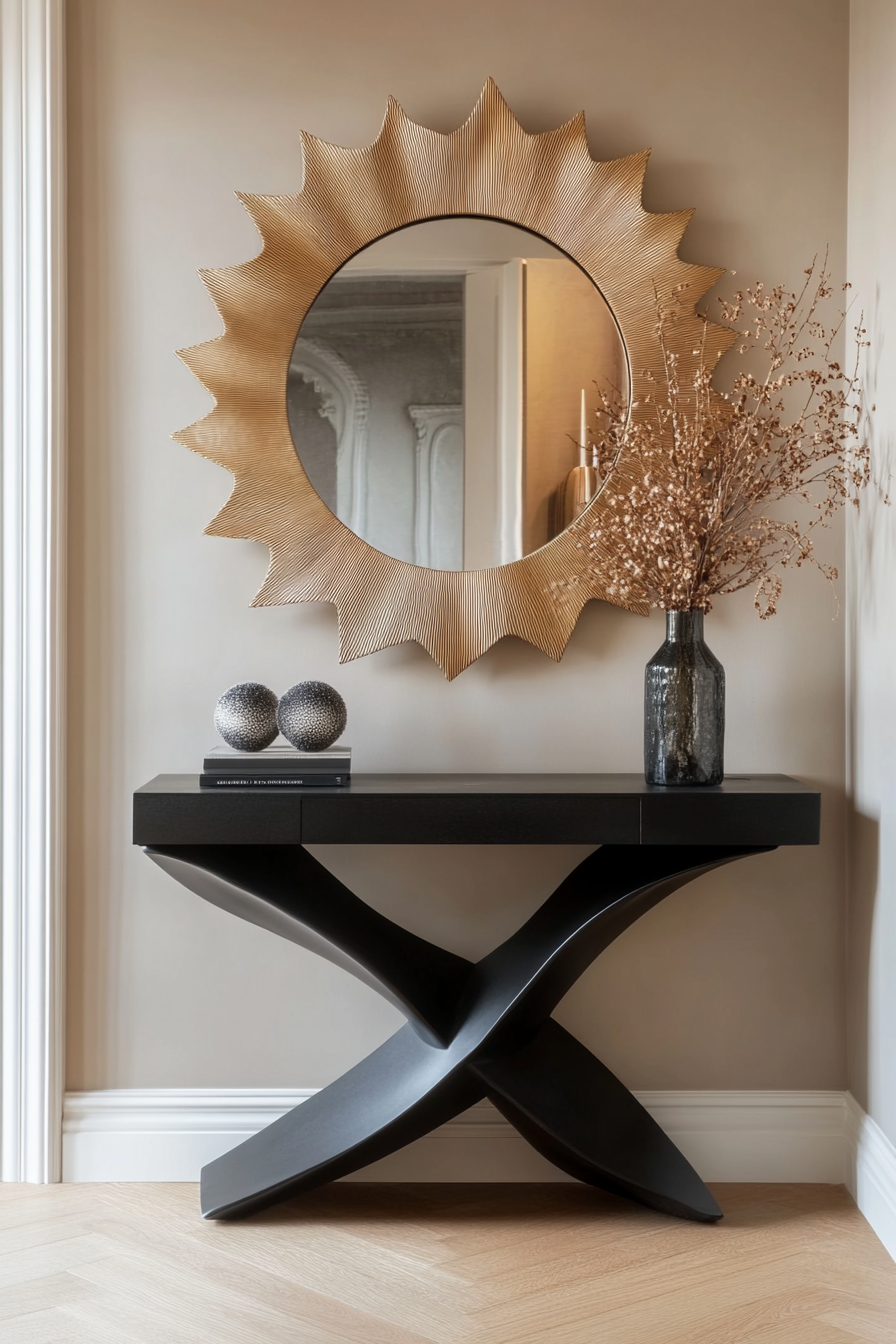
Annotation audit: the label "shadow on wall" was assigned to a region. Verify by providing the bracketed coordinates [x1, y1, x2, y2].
[850, 281, 896, 627]
[847, 276, 896, 1117]
[848, 809, 879, 1113]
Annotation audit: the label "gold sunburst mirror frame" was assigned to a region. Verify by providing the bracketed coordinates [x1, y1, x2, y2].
[175, 79, 733, 679]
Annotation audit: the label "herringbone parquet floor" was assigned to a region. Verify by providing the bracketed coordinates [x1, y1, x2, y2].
[1, 1182, 894, 1343]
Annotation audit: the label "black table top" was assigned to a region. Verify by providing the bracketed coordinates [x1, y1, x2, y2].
[133, 774, 820, 847]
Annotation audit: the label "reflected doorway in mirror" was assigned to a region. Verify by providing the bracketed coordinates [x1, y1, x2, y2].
[287, 219, 628, 571]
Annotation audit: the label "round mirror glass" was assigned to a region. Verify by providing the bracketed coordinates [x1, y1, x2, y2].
[288, 218, 628, 570]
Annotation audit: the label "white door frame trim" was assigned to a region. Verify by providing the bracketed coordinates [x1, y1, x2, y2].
[0, 0, 67, 1182]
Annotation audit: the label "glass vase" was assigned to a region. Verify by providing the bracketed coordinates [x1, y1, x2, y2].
[644, 610, 725, 786]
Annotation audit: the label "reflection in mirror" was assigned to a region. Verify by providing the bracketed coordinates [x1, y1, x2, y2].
[288, 219, 628, 570]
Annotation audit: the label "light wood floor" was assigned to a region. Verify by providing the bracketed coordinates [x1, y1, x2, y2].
[1, 1182, 895, 1343]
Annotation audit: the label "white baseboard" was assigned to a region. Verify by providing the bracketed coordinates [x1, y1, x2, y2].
[62, 1088, 847, 1186]
[846, 1092, 896, 1263]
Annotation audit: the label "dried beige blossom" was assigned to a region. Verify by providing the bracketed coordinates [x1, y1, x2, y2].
[566, 258, 874, 618]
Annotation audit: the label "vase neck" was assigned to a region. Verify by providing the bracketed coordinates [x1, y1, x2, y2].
[665, 609, 704, 643]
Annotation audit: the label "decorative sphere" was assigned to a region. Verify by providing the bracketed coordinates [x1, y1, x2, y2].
[277, 681, 347, 752]
[214, 682, 279, 752]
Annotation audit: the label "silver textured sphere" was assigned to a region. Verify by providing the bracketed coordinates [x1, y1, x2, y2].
[214, 682, 279, 752]
[277, 681, 347, 752]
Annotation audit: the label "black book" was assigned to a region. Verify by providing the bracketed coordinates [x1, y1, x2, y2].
[199, 772, 349, 788]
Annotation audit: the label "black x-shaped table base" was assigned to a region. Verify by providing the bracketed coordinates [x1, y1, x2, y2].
[146, 841, 770, 1222]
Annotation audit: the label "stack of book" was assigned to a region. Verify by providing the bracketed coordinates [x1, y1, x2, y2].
[200, 744, 351, 788]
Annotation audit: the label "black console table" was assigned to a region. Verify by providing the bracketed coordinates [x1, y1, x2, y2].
[133, 774, 819, 1223]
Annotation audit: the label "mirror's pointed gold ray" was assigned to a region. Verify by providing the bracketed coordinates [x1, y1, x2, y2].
[174, 79, 732, 679]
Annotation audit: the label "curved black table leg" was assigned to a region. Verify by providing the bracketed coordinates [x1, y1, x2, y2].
[200, 1024, 486, 1220]
[145, 844, 471, 1045]
[145, 841, 771, 1221]
[475, 1020, 721, 1222]
[454, 844, 770, 1052]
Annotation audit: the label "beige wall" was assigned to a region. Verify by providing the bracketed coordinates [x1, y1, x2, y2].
[66, 0, 850, 1103]
[847, 1, 896, 1146]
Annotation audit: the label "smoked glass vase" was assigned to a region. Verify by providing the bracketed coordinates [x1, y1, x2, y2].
[644, 610, 725, 786]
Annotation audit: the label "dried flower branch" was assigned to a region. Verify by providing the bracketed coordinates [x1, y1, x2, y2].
[566, 257, 875, 617]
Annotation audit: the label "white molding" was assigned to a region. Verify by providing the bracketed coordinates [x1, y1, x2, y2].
[62, 1089, 848, 1186]
[290, 336, 369, 537]
[641, 1089, 847, 1183]
[462, 261, 524, 568]
[409, 403, 463, 569]
[0, 0, 67, 1183]
[846, 1092, 896, 1263]
[497, 258, 524, 565]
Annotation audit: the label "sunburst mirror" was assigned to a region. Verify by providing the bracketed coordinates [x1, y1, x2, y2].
[175, 80, 731, 678]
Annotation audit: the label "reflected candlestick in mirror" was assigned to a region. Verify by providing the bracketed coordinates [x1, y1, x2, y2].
[287, 218, 628, 572]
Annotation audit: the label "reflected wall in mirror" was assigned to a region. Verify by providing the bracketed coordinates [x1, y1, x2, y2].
[288, 220, 628, 571]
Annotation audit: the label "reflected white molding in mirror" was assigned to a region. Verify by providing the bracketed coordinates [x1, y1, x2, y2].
[463, 259, 525, 569]
[410, 405, 464, 569]
[290, 337, 369, 539]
